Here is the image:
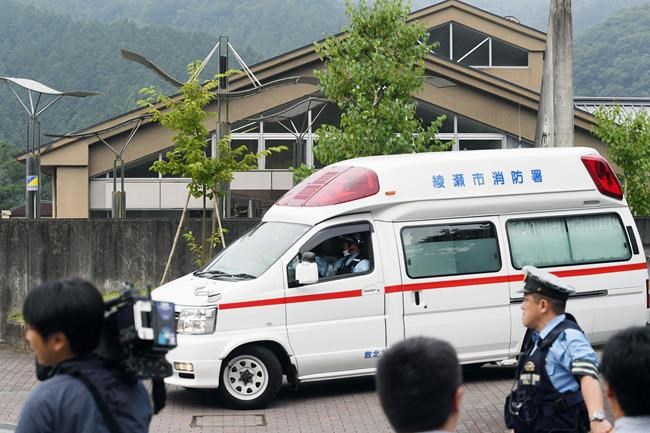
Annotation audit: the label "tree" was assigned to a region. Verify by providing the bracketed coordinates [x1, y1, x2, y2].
[140, 63, 285, 279]
[0, 140, 23, 211]
[592, 105, 650, 215]
[312, 0, 448, 167]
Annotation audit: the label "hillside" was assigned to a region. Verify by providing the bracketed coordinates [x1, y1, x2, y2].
[15, 0, 347, 60]
[573, 3, 650, 96]
[0, 0, 261, 148]
[413, 0, 649, 34]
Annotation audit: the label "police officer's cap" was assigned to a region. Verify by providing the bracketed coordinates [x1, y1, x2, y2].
[519, 265, 575, 301]
[341, 233, 362, 244]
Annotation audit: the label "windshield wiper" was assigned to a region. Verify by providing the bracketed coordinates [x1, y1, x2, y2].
[194, 270, 255, 280]
[229, 273, 256, 280]
[194, 269, 228, 277]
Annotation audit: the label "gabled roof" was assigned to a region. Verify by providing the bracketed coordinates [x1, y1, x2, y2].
[27, 0, 580, 161]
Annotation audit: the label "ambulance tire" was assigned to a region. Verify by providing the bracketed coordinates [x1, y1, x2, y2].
[217, 345, 282, 410]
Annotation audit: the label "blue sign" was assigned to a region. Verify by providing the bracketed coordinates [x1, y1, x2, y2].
[26, 175, 39, 191]
[431, 168, 545, 190]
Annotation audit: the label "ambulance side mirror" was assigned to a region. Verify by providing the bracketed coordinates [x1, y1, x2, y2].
[296, 252, 319, 285]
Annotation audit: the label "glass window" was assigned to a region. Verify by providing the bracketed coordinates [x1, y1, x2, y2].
[287, 224, 374, 285]
[492, 38, 528, 67]
[401, 222, 501, 278]
[507, 214, 631, 269]
[428, 24, 450, 58]
[123, 154, 160, 178]
[265, 139, 297, 169]
[231, 139, 259, 156]
[452, 24, 487, 65]
[201, 222, 310, 279]
[459, 139, 503, 151]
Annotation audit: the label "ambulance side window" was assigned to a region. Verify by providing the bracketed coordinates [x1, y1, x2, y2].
[506, 213, 631, 269]
[287, 223, 374, 286]
[401, 222, 501, 278]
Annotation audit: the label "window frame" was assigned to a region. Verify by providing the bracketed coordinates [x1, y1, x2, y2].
[505, 212, 633, 270]
[400, 220, 502, 280]
[287, 221, 375, 287]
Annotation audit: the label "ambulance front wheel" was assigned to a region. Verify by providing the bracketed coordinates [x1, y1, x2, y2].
[217, 345, 282, 409]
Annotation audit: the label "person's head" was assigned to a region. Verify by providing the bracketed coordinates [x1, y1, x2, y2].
[600, 326, 650, 418]
[376, 337, 462, 433]
[23, 277, 105, 366]
[519, 266, 571, 331]
[342, 234, 362, 256]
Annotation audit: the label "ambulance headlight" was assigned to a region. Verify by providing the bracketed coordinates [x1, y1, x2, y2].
[177, 307, 217, 335]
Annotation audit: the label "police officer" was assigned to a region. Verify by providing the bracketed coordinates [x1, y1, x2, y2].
[504, 266, 612, 433]
[334, 234, 370, 275]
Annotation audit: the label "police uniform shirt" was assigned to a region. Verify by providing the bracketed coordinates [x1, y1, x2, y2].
[334, 253, 370, 273]
[530, 313, 599, 392]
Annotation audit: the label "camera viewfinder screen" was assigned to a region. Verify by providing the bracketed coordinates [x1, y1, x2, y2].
[152, 301, 177, 348]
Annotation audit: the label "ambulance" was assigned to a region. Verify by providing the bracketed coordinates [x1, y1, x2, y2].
[152, 147, 649, 409]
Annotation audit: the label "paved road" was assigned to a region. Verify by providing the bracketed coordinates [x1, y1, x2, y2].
[0, 345, 518, 433]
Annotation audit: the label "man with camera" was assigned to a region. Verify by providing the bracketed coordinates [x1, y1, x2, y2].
[15, 277, 152, 433]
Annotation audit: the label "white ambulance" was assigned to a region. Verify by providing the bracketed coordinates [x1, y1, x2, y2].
[152, 147, 649, 409]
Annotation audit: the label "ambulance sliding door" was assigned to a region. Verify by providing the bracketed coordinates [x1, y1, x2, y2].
[396, 217, 511, 363]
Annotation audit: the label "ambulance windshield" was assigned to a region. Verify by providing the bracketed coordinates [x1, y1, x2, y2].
[197, 222, 310, 279]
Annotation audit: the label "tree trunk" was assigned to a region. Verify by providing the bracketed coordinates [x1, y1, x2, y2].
[160, 190, 191, 285]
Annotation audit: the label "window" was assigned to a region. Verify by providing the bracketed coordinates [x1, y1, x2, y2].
[201, 222, 310, 279]
[427, 22, 528, 67]
[401, 222, 501, 278]
[287, 223, 374, 285]
[506, 214, 631, 269]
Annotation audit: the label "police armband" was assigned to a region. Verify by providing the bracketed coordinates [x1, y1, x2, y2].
[570, 358, 598, 379]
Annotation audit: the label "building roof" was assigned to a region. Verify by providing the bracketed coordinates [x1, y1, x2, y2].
[574, 97, 650, 116]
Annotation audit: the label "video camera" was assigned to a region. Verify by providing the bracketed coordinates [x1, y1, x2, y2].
[96, 283, 177, 381]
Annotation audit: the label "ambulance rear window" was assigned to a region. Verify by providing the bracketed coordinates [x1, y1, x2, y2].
[276, 166, 379, 207]
[507, 213, 631, 269]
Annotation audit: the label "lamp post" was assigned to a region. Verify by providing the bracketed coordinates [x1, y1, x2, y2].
[0, 77, 99, 218]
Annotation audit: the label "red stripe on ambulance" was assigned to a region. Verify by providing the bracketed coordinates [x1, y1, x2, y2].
[219, 262, 647, 310]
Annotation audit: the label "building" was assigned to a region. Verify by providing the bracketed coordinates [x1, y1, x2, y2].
[26, 0, 608, 219]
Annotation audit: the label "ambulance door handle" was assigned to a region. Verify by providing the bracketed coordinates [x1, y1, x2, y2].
[362, 286, 381, 296]
[414, 291, 420, 306]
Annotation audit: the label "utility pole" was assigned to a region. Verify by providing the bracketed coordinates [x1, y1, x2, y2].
[536, 0, 574, 148]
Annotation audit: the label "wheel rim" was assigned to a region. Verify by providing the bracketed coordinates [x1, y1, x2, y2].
[222, 354, 269, 401]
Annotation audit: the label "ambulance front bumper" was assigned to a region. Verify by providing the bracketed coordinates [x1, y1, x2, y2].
[164, 334, 224, 388]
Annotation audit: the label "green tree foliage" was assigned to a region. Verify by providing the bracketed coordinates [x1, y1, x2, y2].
[140, 63, 285, 264]
[592, 105, 650, 215]
[0, 140, 23, 210]
[574, 4, 650, 97]
[313, 0, 448, 166]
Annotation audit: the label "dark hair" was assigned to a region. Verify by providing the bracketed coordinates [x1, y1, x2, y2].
[376, 337, 462, 433]
[23, 277, 105, 355]
[531, 293, 566, 315]
[600, 326, 650, 416]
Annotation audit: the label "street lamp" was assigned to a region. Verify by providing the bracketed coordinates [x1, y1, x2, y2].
[0, 76, 99, 218]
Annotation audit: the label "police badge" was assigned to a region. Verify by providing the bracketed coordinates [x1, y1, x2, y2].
[524, 361, 535, 372]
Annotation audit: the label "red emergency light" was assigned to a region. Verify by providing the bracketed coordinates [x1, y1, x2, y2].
[277, 166, 380, 207]
[581, 155, 623, 200]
